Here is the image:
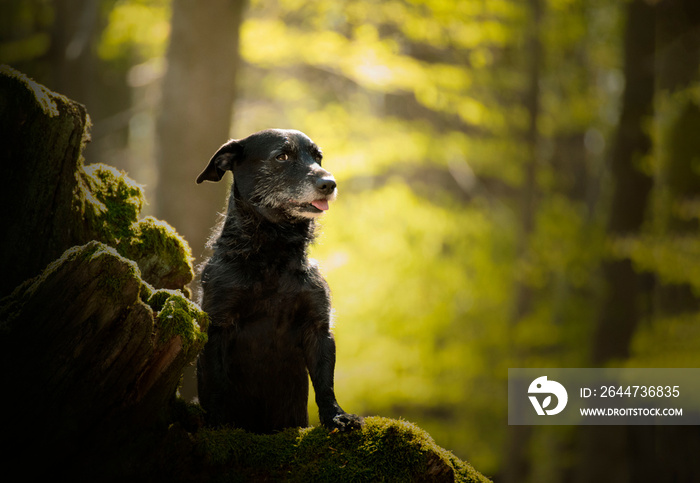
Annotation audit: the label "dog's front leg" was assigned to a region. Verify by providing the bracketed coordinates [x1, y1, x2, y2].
[306, 330, 364, 432]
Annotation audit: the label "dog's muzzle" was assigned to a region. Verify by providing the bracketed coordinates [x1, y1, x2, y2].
[315, 177, 337, 196]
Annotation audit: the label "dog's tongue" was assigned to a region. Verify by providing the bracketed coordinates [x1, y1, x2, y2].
[311, 199, 329, 211]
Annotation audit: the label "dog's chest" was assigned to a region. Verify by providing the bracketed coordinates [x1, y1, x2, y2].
[231, 264, 325, 328]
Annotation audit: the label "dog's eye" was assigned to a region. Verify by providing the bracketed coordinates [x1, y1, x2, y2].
[276, 153, 289, 162]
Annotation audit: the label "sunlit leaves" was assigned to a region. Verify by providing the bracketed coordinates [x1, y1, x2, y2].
[240, 0, 525, 137]
[236, 98, 468, 179]
[241, 18, 474, 102]
[98, 0, 170, 63]
[312, 182, 513, 409]
[8, 0, 699, 476]
[627, 312, 700, 368]
[526, 195, 603, 289]
[612, 235, 700, 294]
[236, 6, 622, 471]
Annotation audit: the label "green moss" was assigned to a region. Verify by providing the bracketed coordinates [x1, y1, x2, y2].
[196, 417, 491, 482]
[95, 261, 140, 300]
[123, 216, 195, 289]
[131, 217, 192, 259]
[147, 288, 179, 312]
[80, 163, 145, 243]
[13, 241, 135, 301]
[75, 163, 194, 290]
[140, 282, 155, 306]
[153, 291, 209, 354]
[0, 241, 142, 332]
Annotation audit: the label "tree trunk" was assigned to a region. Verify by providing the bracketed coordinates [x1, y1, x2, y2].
[656, 0, 700, 95]
[655, 0, 700, 313]
[591, 0, 656, 366]
[155, 0, 248, 264]
[572, 3, 656, 483]
[46, 0, 101, 106]
[511, 0, 543, 326]
[46, 0, 130, 171]
[504, 1, 543, 482]
[155, 0, 248, 402]
[1, 64, 90, 296]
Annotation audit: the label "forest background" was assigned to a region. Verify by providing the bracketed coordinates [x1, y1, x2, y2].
[2, 0, 700, 481]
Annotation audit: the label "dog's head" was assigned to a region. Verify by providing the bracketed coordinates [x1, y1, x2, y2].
[197, 129, 337, 222]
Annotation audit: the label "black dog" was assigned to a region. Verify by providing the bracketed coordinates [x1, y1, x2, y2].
[195, 129, 363, 434]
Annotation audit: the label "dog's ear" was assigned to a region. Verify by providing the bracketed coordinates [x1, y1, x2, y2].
[196, 140, 242, 184]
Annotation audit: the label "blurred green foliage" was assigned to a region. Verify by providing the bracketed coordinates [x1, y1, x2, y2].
[4, 0, 700, 479]
[230, 0, 624, 472]
[0, 1, 52, 64]
[99, 0, 170, 63]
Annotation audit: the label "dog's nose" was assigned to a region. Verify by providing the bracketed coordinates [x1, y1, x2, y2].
[315, 177, 337, 195]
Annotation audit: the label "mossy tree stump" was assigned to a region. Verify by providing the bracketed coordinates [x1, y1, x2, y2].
[0, 65, 206, 476]
[0, 66, 490, 482]
[0, 64, 193, 298]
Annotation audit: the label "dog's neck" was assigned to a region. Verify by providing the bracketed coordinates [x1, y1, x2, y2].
[214, 190, 316, 263]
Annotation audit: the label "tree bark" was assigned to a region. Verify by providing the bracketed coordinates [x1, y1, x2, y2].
[0, 64, 90, 297]
[1, 242, 206, 468]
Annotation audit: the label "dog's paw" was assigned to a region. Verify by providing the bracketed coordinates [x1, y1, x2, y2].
[323, 412, 364, 432]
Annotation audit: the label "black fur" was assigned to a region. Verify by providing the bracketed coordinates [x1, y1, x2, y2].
[196, 129, 363, 434]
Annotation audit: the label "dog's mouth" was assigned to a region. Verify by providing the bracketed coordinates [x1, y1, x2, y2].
[289, 198, 330, 218]
[310, 199, 329, 212]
